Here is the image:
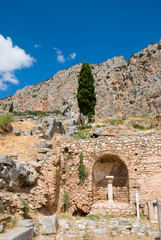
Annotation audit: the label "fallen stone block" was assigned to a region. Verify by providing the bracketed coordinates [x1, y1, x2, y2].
[13, 129, 21, 136]
[38, 214, 58, 234]
[18, 219, 35, 227]
[0, 227, 34, 240]
[38, 148, 50, 154]
[24, 130, 32, 136]
[38, 141, 52, 149]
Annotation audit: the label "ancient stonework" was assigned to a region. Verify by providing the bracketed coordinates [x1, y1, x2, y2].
[0, 40, 161, 117]
[55, 132, 161, 216]
[0, 118, 161, 218]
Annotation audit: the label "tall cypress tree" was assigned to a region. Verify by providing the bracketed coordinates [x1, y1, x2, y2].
[76, 62, 96, 116]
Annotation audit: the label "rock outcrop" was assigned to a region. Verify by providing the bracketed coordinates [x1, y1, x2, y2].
[0, 155, 38, 190]
[0, 40, 161, 118]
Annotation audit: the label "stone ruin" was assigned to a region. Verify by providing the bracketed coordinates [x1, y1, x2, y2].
[56, 133, 161, 217]
[0, 116, 161, 221]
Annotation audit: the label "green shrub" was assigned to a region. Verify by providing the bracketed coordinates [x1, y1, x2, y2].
[9, 102, 13, 113]
[129, 100, 135, 104]
[52, 110, 63, 115]
[78, 124, 92, 130]
[88, 112, 93, 123]
[139, 53, 144, 58]
[0, 114, 14, 129]
[62, 190, 69, 212]
[109, 119, 124, 125]
[112, 86, 117, 91]
[76, 132, 89, 139]
[96, 124, 106, 128]
[157, 44, 161, 50]
[21, 200, 29, 218]
[78, 152, 88, 184]
[132, 123, 153, 131]
[147, 52, 152, 57]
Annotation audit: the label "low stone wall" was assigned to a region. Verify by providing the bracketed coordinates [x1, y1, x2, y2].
[57, 132, 161, 215]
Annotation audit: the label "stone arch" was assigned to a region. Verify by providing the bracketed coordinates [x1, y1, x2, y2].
[92, 154, 129, 203]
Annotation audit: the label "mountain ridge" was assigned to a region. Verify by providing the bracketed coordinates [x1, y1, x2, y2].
[0, 40, 161, 118]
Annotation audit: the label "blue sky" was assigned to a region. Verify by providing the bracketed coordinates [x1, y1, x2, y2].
[0, 0, 161, 98]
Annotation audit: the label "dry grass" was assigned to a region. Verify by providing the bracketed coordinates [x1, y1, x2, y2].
[12, 120, 36, 131]
[0, 135, 39, 162]
[0, 121, 38, 162]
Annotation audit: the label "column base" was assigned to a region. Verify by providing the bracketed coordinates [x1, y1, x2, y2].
[108, 200, 114, 204]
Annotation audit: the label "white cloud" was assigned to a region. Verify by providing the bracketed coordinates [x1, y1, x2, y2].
[69, 52, 76, 60]
[57, 54, 65, 63]
[54, 47, 76, 64]
[0, 34, 35, 90]
[54, 47, 65, 63]
[34, 44, 41, 48]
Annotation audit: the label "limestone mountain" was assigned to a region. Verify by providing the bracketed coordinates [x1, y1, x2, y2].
[0, 40, 161, 118]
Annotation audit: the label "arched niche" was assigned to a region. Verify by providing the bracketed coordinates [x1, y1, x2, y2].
[92, 154, 129, 203]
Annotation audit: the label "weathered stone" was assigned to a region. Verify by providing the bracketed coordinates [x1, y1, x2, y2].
[16, 162, 38, 186]
[88, 129, 102, 137]
[30, 161, 42, 171]
[37, 237, 55, 240]
[37, 123, 44, 130]
[0, 225, 4, 233]
[24, 130, 32, 136]
[38, 141, 52, 149]
[66, 126, 78, 136]
[146, 228, 159, 237]
[137, 232, 145, 237]
[44, 126, 54, 140]
[38, 214, 58, 234]
[13, 129, 21, 136]
[0, 227, 34, 240]
[68, 119, 77, 126]
[119, 219, 130, 226]
[18, 219, 35, 227]
[38, 148, 50, 154]
[3, 124, 13, 132]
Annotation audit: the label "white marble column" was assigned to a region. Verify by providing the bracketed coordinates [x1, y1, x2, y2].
[106, 176, 114, 203]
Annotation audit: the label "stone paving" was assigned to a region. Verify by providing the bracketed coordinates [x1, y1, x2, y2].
[35, 216, 159, 240]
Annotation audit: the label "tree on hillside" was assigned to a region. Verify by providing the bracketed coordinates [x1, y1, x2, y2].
[9, 102, 13, 113]
[76, 62, 96, 119]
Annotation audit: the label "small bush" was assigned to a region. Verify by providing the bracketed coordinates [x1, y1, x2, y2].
[21, 200, 29, 218]
[147, 52, 151, 57]
[52, 110, 63, 115]
[109, 119, 124, 125]
[9, 102, 13, 113]
[78, 124, 92, 130]
[132, 123, 153, 131]
[76, 132, 89, 139]
[157, 44, 161, 50]
[96, 124, 105, 128]
[0, 114, 14, 129]
[78, 152, 88, 184]
[62, 190, 69, 212]
[88, 112, 92, 123]
[112, 86, 117, 91]
[139, 53, 144, 58]
[129, 100, 135, 104]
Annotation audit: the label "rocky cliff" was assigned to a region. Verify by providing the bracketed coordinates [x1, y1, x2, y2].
[0, 40, 161, 118]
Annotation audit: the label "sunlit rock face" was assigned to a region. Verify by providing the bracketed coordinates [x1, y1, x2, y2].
[0, 40, 161, 118]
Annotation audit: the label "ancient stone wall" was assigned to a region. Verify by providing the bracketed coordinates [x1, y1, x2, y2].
[57, 132, 161, 216]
